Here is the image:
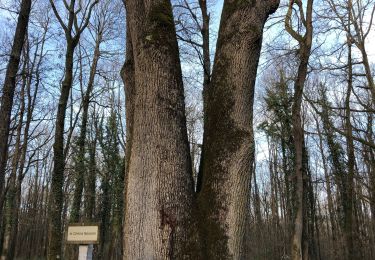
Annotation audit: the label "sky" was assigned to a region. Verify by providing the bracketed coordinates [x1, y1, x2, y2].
[215, 0, 374, 54]
[365, 29, 375, 59]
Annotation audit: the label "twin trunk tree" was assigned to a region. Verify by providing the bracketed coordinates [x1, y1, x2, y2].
[122, 0, 279, 259]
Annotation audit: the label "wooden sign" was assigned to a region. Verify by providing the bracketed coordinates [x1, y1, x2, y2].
[66, 223, 99, 244]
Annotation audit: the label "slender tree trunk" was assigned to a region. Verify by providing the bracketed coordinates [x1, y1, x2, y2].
[198, 1, 279, 259]
[84, 133, 97, 221]
[48, 38, 78, 260]
[270, 141, 279, 228]
[349, 5, 375, 106]
[196, 0, 211, 193]
[98, 158, 111, 259]
[8, 28, 45, 260]
[70, 31, 102, 224]
[281, 138, 294, 237]
[0, 0, 31, 218]
[344, 24, 358, 258]
[290, 50, 309, 260]
[302, 147, 318, 260]
[2, 61, 27, 259]
[8, 175, 22, 260]
[364, 113, 375, 238]
[319, 91, 352, 259]
[199, 0, 210, 92]
[315, 115, 338, 259]
[284, 1, 313, 258]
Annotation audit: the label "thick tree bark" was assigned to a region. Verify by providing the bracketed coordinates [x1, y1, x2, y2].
[121, 12, 135, 182]
[122, 1, 279, 258]
[197, 1, 279, 259]
[122, 1, 198, 258]
[120, 13, 135, 259]
[0, 0, 31, 219]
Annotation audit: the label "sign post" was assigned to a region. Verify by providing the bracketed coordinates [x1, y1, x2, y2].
[78, 245, 94, 260]
[66, 223, 99, 260]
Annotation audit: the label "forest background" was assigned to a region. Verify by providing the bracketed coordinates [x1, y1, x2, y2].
[0, 0, 375, 259]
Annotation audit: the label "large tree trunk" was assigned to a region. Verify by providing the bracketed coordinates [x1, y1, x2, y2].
[0, 0, 31, 218]
[197, 1, 279, 259]
[122, 1, 198, 258]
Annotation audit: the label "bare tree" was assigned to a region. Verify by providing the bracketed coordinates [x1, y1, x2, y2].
[0, 0, 31, 220]
[47, 0, 98, 258]
[284, 0, 314, 259]
[326, 0, 375, 106]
